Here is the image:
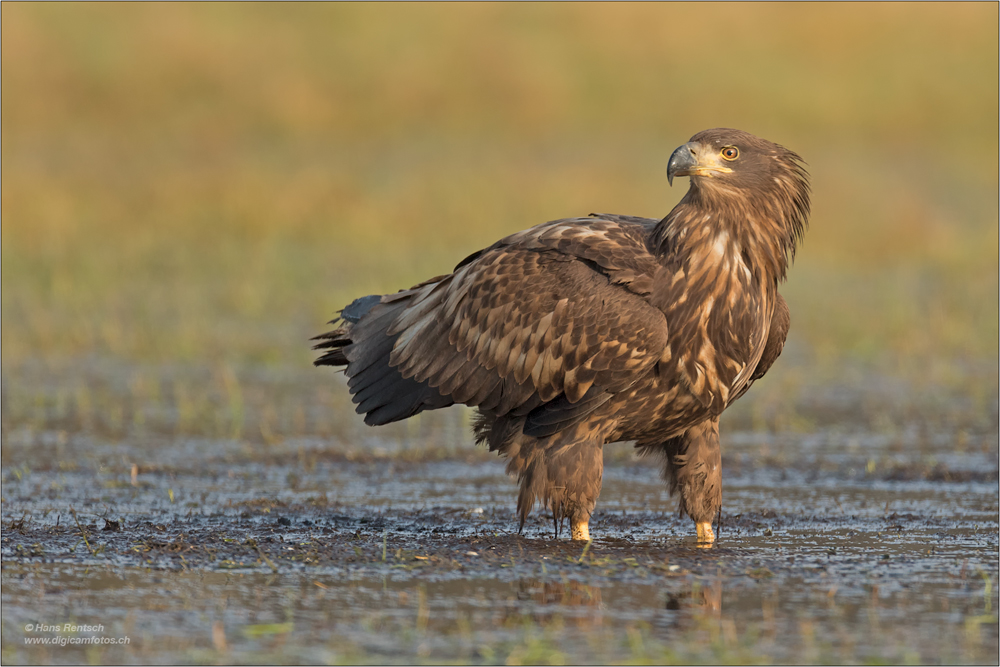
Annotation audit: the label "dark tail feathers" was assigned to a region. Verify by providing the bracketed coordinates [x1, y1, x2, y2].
[313, 293, 454, 425]
[311, 294, 382, 367]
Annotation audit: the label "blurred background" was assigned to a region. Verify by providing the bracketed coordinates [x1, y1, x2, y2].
[2, 3, 997, 454]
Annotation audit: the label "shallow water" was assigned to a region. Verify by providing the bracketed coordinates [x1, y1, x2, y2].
[1, 365, 998, 664]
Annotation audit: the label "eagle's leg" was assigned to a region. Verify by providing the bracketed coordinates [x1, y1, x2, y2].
[510, 439, 603, 540]
[545, 439, 604, 541]
[503, 418, 605, 541]
[658, 418, 722, 544]
[549, 488, 593, 541]
[696, 520, 715, 543]
[571, 518, 591, 541]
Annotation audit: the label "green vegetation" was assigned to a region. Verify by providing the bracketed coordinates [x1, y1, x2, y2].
[2, 5, 996, 441]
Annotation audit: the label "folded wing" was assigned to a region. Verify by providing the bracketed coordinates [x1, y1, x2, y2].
[328, 216, 670, 432]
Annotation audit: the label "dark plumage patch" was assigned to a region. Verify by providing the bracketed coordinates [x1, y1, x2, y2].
[341, 294, 382, 323]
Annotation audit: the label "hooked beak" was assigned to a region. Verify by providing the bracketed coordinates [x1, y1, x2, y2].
[667, 141, 733, 186]
[667, 142, 697, 186]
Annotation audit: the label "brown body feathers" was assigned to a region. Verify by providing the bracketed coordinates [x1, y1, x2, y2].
[314, 128, 810, 540]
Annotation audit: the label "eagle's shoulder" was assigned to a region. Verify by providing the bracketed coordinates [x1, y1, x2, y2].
[456, 213, 660, 295]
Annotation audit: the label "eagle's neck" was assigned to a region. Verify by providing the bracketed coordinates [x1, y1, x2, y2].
[645, 165, 808, 412]
[652, 185, 801, 284]
[647, 185, 803, 412]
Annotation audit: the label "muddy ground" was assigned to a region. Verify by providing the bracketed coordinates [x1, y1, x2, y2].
[2, 364, 999, 664]
[3, 422, 998, 664]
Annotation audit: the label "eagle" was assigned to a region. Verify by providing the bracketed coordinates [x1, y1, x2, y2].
[314, 128, 809, 544]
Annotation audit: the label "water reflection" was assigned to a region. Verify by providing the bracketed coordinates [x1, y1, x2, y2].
[662, 577, 723, 632]
[516, 579, 603, 609]
[505, 576, 724, 632]
[508, 579, 603, 628]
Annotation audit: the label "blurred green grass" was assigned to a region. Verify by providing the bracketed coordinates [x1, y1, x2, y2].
[2, 3, 997, 442]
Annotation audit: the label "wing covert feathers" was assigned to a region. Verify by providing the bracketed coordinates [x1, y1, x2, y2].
[388, 235, 669, 419]
[315, 215, 670, 432]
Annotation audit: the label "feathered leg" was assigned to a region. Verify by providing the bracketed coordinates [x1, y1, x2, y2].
[473, 413, 604, 541]
[538, 440, 603, 541]
[477, 414, 604, 540]
[647, 418, 722, 544]
[509, 437, 603, 540]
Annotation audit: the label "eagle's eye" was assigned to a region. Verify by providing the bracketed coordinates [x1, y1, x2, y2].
[721, 146, 740, 161]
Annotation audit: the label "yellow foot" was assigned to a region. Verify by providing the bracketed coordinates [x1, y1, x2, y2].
[696, 521, 716, 545]
[571, 520, 590, 541]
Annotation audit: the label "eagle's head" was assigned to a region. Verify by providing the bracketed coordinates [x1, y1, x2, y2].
[667, 128, 807, 195]
[662, 128, 811, 278]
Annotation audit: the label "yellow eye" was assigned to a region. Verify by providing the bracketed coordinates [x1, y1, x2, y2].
[721, 146, 739, 161]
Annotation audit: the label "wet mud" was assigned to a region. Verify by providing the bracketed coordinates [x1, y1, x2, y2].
[3, 416, 998, 665]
